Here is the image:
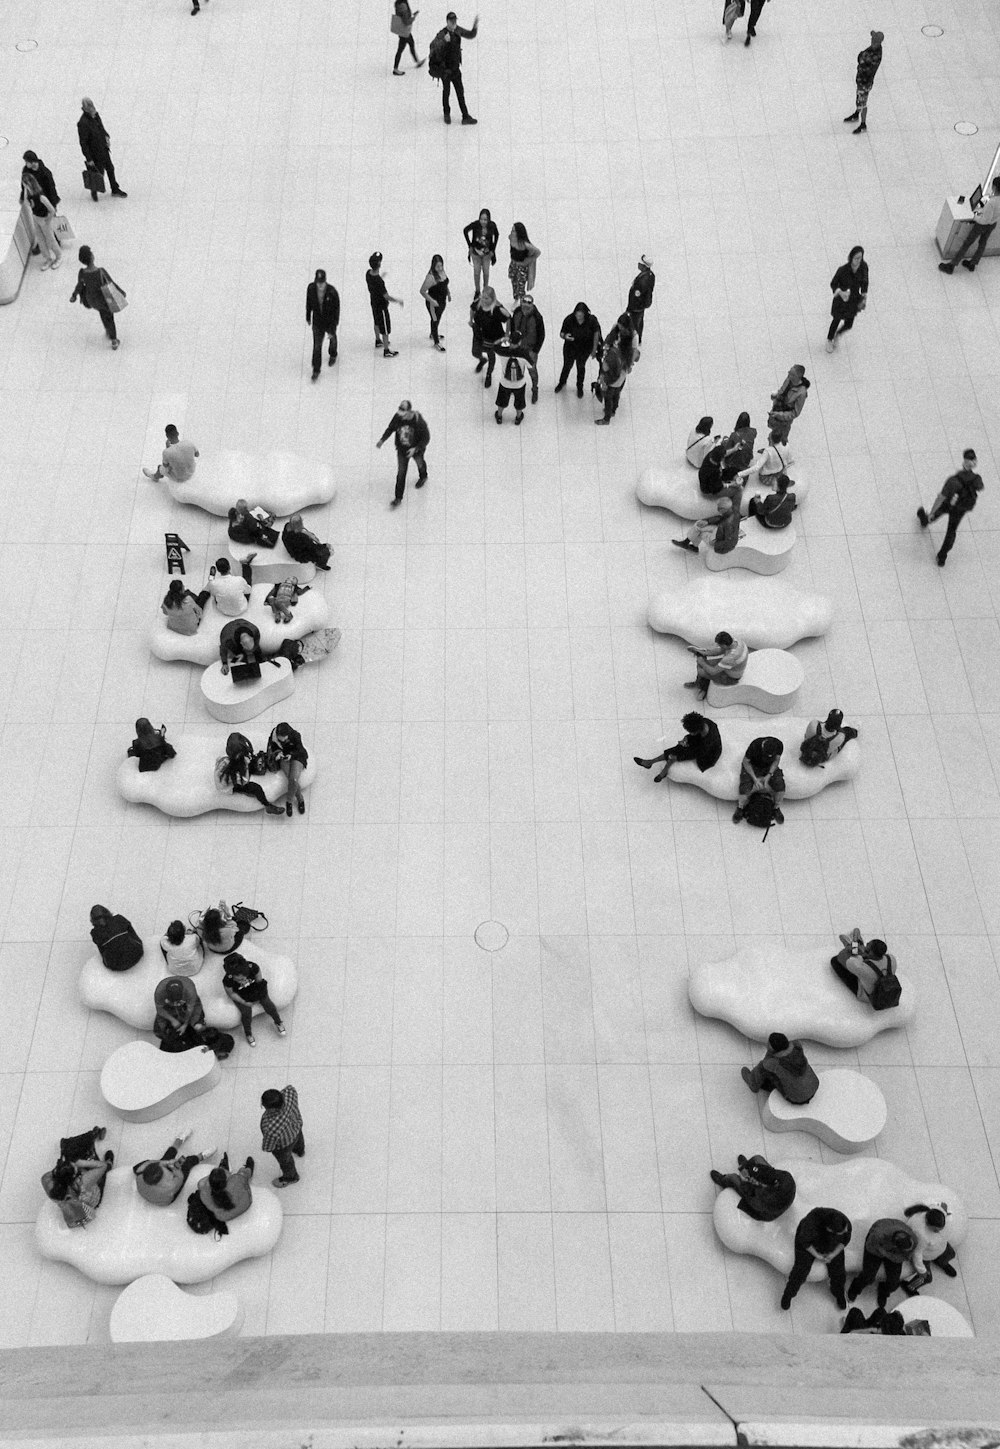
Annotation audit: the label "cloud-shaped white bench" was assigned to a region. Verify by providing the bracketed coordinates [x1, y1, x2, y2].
[713, 1158, 966, 1280]
[110, 1273, 244, 1342]
[762, 1069, 887, 1154]
[81, 938, 298, 1029]
[649, 576, 832, 648]
[151, 583, 329, 665]
[36, 1163, 282, 1286]
[116, 732, 316, 817]
[229, 534, 317, 585]
[101, 1040, 221, 1121]
[637, 462, 809, 520]
[663, 720, 858, 803]
[703, 521, 796, 576]
[200, 658, 295, 724]
[166, 451, 335, 518]
[897, 1296, 974, 1338]
[688, 943, 912, 1046]
[706, 649, 803, 713]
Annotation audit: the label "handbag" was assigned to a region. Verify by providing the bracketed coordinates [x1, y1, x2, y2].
[82, 166, 106, 194]
[390, 12, 408, 34]
[100, 273, 128, 313]
[53, 214, 75, 245]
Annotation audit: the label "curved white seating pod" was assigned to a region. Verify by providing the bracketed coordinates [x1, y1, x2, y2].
[166, 450, 335, 517]
[706, 648, 803, 713]
[101, 1040, 221, 1121]
[110, 1273, 244, 1342]
[897, 1296, 974, 1337]
[151, 583, 330, 665]
[761, 1069, 888, 1153]
[116, 732, 316, 817]
[80, 938, 298, 1029]
[648, 576, 832, 649]
[228, 534, 316, 585]
[637, 461, 809, 520]
[200, 658, 296, 724]
[663, 720, 858, 803]
[702, 520, 796, 575]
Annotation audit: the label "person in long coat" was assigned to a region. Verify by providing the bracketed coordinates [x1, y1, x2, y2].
[77, 99, 127, 200]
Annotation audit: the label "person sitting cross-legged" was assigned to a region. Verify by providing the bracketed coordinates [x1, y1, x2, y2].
[133, 1128, 216, 1205]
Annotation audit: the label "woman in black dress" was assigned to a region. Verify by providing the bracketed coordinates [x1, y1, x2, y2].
[420, 254, 451, 351]
[470, 286, 511, 385]
[827, 245, 868, 351]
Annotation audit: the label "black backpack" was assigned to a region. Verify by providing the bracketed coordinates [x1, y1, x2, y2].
[186, 1191, 228, 1237]
[427, 28, 449, 79]
[869, 959, 902, 1012]
[740, 791, 781, 839]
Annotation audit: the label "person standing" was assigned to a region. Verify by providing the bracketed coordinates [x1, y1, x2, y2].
[847, 1219, 919, 1308]
[844, 31, 883, 134]
[626, 255, 655, 342]
[436, 11, 478, 125]
[21, 150, 60, 211]
[767, 363, 810, 442]
[420, 254, 451, 351]
[917, 449, 984, 567]
[939, 176, 1000, 275]
[305, 268, 340, 380]
[20, 171, 61, 270]
[780, 1208, 852, 1310]
[826, 245, 868, 352]
[260, 1084, 305, 1189]
[470, 286, 511, 385]
[77, 99, 127, 201]
[69, 245, 122, 349]
[391, 1, 425, 74]
[508, 293, 545, 403]
[493, 342, 528, 425]
[593, 340, 628, 425]
[743, 0, 769, 45]
[463, 207, 499, 299]
[555, 301, 602, 397]
[143, 424, 199, 481]
[377, 400, 430, 507]
[366, 251, 402, 357]
[507, 222, 540, 302]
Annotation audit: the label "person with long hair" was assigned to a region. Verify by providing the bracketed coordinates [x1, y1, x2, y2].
[469, 286, 511, 385]
[507, 222, 540, 302]
[197, 901, 246, 955]
[161, 578, 211, 636]
[214, 733, 284, 814]
[391, 0, 425, 74]
[462, 208, 499, 298]
[826, 245, 868, 351]
[197, 1153, 254, 1223]
[266, 722, 309, 816]
[20, 170, 61, 270]
[419, 254, 451, 350]
[126, 719, 176, 773]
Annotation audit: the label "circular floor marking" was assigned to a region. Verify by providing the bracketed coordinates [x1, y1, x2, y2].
[15, 39, 38, 51]
[0, 137, 8, 149]
[474, 920, 509, 953]
[954, 121, 979, 136]
[921, 24, 944, 37]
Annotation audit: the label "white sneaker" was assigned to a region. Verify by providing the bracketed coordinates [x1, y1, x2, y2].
[175, 1126, 193, 1146]
[142, 468, 159, 479]
[50, 256, 62, 270]
[825, 339, 835, 353]
[199, 1146, 217, 1162]
[39, 260, 51, 271]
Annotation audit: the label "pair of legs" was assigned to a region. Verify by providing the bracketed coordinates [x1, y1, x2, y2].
[441, 71, 474, 122]
[781, 1248, 846, 1310]
[310, 322, 337, 377]
[830, 955, 863, 997]
[60, 1126, 107, 1163]
[477, 344, 498, 383]
[271, 1129, 305, 1187]
[939, 221, 996, 274]
[425, 300, 446, 348]
[96, 304, 118, 346]
[509, 262, 529, 302]
[393, 33, 420, 70]
[157, 1024, 207, 1053]
[232, 995, 284, 1045]
[827, 309, 855, 344]
[918, 499, 970, 565]
[688, 658, 740, 695]
[161, 1138, 205, 1194]
[634, 741, 698, 782]
[849, 1251, 904, 1307]
[595, 384, 622, 425]
[34, 215, 61, 268]
[392, 448, 427, 504]
[844, 86, 871, 133]
[471, 253, 490, 296]
[495, 383, 526, 424]
[232, 780, 284, 814]
[86, 157, 124, 199]
[278, 757, 306, 814]
[556, 345, 590, 396]
[371, 304, 397, 357]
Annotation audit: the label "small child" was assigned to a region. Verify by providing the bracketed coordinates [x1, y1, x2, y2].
[264, 576, 307, 624]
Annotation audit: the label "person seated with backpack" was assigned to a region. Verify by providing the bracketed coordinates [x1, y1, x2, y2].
[686, 416, 720, 468]
[161, 578, 212, 636]
[900, 1203, 957, 1291]
[197, 900, 247, 955]
[734, 736, 785, 827]
[153, 976, 209, 1052]
[634, 712, 722, 782]
[830, 928, 901, 1010]
[89, 903, 144, 971]
[800, 708, 858, 767]
[672, 494, 741, 556]
[781, 1206, 852, 1311]
[215, 733, 284, 815]
[710, 1153, 796, 1222]
[282, 513, 332, 570]
[741, 1032, 819, 1104]
[686, 631, 749, 699]
[227, 499, 279, 549]
[196, 1153, 254, 1226]
[127, 718, 176, 773]
[42, 1146, 115, 1229]
[747, 475, 797, 529]
[133, 1128, 216, 1206]
[159, 919, 204, 976]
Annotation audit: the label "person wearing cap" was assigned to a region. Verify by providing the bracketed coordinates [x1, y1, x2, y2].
[507, 294, 545, 404]
[742, 1034, 819, 1104]
[366, 252, 402, 358]
[917, 450, 984, 566]
[77, 98, 127, 201]
[555, 302, 602, 397]
[376, 400, 430, 506]
[305, 268, 340, 379]
[626, 256, 655, 342]
[844, 31, 883, 134]
[939, 175, 1000, 276]
[438, 11, 478, 126]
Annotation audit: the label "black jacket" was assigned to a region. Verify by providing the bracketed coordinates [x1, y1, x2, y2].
[509, 304, 545, 356]
[559, 306, 602, 356]
[439, 21, 477, 73]
[379, 410, 430, 452]
[21, 160, 59, 208]
[627, 268, 655, 314]
[306, 281, 340, 330]
[463, 217, 499, 259]
[681, 720, 722, 772]
[78, 110, 112, 166]
[830, 260, 868, 318]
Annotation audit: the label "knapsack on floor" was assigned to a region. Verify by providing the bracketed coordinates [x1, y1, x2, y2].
[740, 790, 781, 839]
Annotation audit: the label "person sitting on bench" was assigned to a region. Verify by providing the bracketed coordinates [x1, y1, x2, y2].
[634, 712, 722, 782]
[686, 416, 719, 468]
[741, 1032, 819, 1104]
[282, 513, 332, 570]
[672, 495, 741, 555]
[747, 474, 797, 529]
[227, 499, 278, 549]
[685, 631, 748, 697]
[710, 1153, 796, 1222]
[830, 929, 898, 1006]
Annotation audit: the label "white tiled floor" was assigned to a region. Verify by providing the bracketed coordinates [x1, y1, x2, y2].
[1, 0, 1000, 1346]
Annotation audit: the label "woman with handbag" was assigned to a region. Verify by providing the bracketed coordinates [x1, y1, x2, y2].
[391, 1, 425, 74]
[826, 245, 868, 352]
[21, 172, 62, 271]
[69, 244, 124, 349]
[215, 734, 284, 814]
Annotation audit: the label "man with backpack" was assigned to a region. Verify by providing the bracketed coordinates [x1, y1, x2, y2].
[830, 928, 901, 1011]
[429, 11, 478, 125]
[733, 736, 785, 828]
[917, 449, 984, 566]
[799, 708, 858, 767]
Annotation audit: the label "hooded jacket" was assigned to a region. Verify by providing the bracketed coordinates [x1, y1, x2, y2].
[760, 1040, 819, 1104]
[770, 366, 810, 422]
[559, 303, 602, 356]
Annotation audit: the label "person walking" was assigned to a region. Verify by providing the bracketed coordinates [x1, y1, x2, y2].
[260, 1085, 305, 1189]
[917, 449, 984, 566]
[305, 268, 340, 379]
[20, 170, 61, 270]
[742, 0, 769, 45]
[593, 340, 628, 425]
[844, 31, 883, 134]
[939, 176, 1000, 275]
[463, 207, 499, 299]
[435, 11, 478, 124]
[190, 0, 209, 13]
[826, 245, 868, 352]
[377, 400, 430, 506]
[626, 255, 655, 342]
[555, 301, 602, 397]
[508, 293, 545, 403]
[77, 99, 127, 201]
[420, 254, 451, 351]
[366, 251, 402, 357]
[507, 222, 540, 302]
[69, 245, 123, 349]
[470, 286, 511, 385]
[391, 1, 425, 74]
